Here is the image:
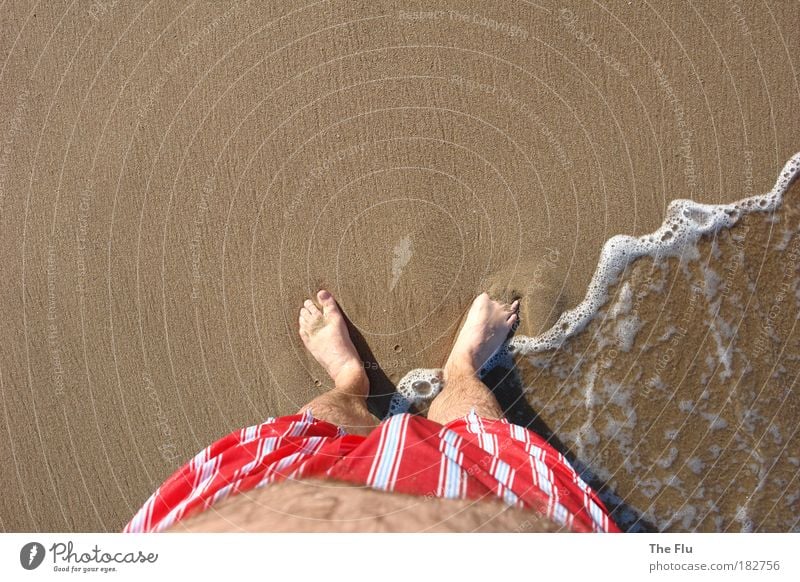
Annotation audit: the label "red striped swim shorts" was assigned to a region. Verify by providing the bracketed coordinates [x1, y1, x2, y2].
[124, 410, 620, 533]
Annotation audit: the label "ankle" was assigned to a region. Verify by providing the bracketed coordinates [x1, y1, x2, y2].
[443, 357, 478, 382]
[333, 361, 369, 395]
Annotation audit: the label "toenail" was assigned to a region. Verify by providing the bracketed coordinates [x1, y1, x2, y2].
[318, 290, 331, 300]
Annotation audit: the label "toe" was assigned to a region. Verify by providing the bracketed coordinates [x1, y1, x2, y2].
[304, 299, 320, 315]
[508, 313, 518, 326]
[317, 289, 338, 314]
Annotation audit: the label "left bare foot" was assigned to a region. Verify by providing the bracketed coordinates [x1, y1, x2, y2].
[299, 290, 366, 393]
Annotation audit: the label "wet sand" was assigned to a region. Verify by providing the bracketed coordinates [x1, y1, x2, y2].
[0, 1, 798, 531]
[512, 176, 800, 532]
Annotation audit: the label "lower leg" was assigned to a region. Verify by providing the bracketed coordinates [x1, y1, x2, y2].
[298, 290, 379, 436]
[299, 364, 378, 436]
[427, 293, 518, 425]
[427, 362, 504, 424]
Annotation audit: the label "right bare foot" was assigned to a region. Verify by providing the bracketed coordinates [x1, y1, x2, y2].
[444, 292, 519, 378]
[299, 290, 366, 393]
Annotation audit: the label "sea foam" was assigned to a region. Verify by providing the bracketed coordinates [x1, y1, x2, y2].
[389, 152, 800, 416]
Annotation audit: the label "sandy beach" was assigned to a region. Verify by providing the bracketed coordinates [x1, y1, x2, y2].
[1, 0, 798, 531]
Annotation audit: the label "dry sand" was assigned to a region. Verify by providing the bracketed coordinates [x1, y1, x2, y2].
[1, 1, 798, 531]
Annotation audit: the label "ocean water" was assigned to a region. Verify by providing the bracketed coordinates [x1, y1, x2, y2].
[395, 153, 800, 531]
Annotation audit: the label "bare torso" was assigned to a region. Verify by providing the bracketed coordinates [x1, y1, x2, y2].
[168, 479, 561, 533]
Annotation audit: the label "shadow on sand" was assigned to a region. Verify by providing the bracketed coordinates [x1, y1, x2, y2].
[343, 317, 398, 419]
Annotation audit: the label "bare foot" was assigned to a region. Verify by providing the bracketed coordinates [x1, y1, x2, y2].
[444, 292, 519, 378]
[299, 290, 366, 392]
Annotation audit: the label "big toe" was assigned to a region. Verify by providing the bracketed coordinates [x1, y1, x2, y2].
[317, 289, 339, 315]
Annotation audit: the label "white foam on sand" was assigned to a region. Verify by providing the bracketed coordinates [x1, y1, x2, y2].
[510, 151, 800, 354]
[390, 152, 800, 413]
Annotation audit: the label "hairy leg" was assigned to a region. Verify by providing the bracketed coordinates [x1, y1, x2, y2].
[427, 293, 518, 425]
[298, 290, 379, 436]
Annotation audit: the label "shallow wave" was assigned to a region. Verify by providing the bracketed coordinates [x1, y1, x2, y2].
[396, 153, 800, 531]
